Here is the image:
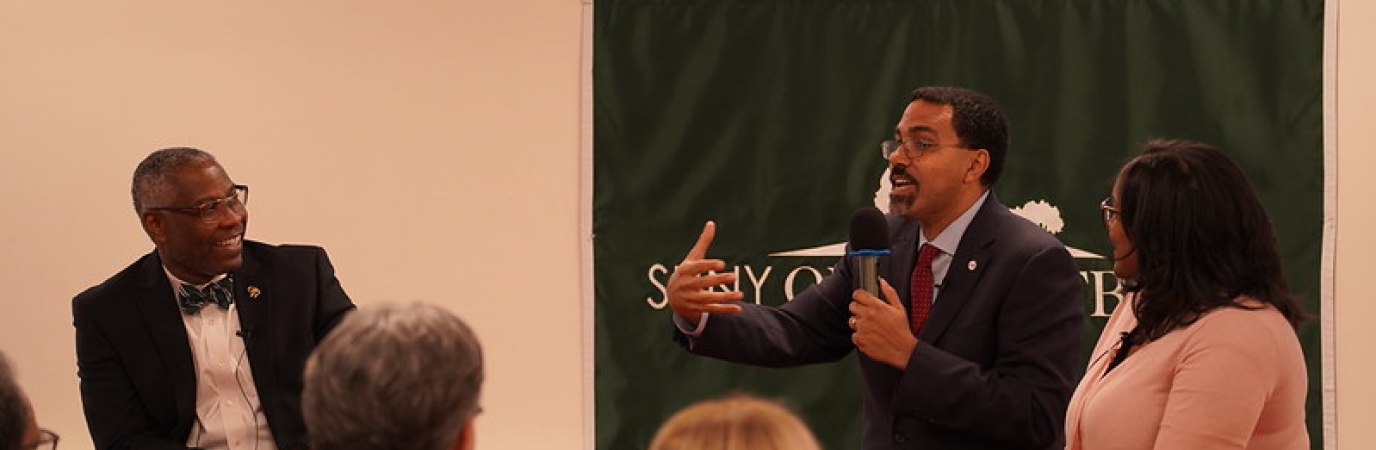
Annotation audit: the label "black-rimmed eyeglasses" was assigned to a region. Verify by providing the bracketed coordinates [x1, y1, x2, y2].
[881, 139, 968, 161]
[146, 185, 249, 223]
[26, 428, 59, 450]
[1100, 196, 1121, 226]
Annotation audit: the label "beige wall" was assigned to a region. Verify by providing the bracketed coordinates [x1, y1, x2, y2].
[0, 1, 586, 449]
[1334, 0, 1376, 447]
[0, 1, 1369, 449]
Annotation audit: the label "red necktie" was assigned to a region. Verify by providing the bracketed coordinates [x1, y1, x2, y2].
[909, 244, 940, 336]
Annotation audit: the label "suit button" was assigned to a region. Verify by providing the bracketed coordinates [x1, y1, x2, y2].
[893, 433, 906, 444]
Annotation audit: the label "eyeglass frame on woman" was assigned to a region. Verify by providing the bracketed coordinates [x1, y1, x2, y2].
[1100, 196, 1121, 226]
[880, 138, 969, 161]
[26, 428, 59, 450]
[145, 185, 249, 223]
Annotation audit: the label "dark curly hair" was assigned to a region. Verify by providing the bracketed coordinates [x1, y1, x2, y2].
[0, 352, 30, 450]
[1116, 139, 1305, 340]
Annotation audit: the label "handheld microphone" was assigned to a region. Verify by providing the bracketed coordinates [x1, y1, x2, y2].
[848, 207, 891, 296]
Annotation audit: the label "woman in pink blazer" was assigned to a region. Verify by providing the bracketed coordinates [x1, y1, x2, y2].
[1065, 139, 1309, 450]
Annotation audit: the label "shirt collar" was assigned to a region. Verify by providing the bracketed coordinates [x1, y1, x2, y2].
[920, 189, 990, 255]
[162, 266, 229, 295]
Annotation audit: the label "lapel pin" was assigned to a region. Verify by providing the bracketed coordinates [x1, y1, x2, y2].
[967, 260, 977, 271]
[247, 286, 261, 299]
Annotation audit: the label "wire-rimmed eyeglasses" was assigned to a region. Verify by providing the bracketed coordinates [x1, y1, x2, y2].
[1100, 196, 1121, 226]
[881, 139, 968, 161]
[146, 185, 249, 223]
[26, 428, 59, 450]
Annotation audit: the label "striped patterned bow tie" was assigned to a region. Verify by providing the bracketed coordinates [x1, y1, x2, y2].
[179, 277, 235, 315]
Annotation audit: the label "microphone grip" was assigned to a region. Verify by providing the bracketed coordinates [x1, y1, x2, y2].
[854, 256, 881, 297]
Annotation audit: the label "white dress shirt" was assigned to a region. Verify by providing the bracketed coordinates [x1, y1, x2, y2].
[165, 269, 277, 450]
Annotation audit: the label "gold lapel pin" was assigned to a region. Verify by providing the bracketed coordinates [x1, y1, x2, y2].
[247, 286, 261, 299]
[967, 260, 977, 271]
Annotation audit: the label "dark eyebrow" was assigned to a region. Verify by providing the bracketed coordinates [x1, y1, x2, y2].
[895, 125, 938, 138]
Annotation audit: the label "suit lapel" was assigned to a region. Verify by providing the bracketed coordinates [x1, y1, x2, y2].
[919, 197, 1001, 342]
[887, 217, 920, 312]
[234, 244, 275, 394]
[132, 253, 198, 425]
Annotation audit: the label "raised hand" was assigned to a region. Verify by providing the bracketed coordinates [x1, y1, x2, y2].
[666, 221, 745, 325]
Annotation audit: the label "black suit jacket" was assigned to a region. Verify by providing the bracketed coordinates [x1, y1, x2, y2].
[676, 195, 1084, 450]
[74, 241, 356, 450]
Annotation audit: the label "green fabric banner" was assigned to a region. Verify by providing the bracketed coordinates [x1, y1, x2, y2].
[592, 1, 1324, 449]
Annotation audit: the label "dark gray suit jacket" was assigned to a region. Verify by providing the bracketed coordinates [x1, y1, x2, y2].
[74, 241, 356, 450]
[675, 195, 1084, 449]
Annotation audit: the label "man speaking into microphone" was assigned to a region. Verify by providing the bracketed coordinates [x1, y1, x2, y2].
[665, 86, 1084, 450]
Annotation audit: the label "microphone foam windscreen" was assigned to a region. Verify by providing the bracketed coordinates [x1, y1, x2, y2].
[849, 206, 890, 251]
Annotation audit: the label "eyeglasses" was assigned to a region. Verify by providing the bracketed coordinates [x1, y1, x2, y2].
[881, 138, 967, 161]
[146, 185, 249, 223]
[1100, 196, 1121, 226]
[26, 428, 59, 450]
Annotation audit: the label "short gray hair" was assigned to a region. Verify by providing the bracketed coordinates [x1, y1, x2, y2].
[303, 303, 484, 450]
[0, 351, 30, 450]
[131, 147, 218, 213]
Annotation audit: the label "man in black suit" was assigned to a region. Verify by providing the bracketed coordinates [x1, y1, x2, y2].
[666, 87, 1084, 449]
[74, 147, 356, 450]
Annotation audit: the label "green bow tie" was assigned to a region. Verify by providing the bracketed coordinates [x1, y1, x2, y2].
[179, 277, 235, 315]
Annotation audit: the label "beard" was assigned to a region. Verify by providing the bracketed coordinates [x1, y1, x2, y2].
[887, 165, 917, 217]
[888, 192, 915, 216]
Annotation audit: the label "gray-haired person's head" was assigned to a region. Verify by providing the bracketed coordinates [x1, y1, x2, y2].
[131, 147, 219, 213]
[303, 303, 484, 450]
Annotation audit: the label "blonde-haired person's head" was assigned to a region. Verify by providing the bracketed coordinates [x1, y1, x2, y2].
[648, 394, 822, 450]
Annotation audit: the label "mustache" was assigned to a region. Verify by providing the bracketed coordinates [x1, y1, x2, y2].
[890, 164, 914, 181]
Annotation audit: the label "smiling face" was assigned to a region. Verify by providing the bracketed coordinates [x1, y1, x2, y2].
[886, 100, 990, 236]
[140, 161, 248, 284]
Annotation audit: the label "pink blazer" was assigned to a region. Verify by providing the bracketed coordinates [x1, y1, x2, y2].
[1064, 294, 1308, 450]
